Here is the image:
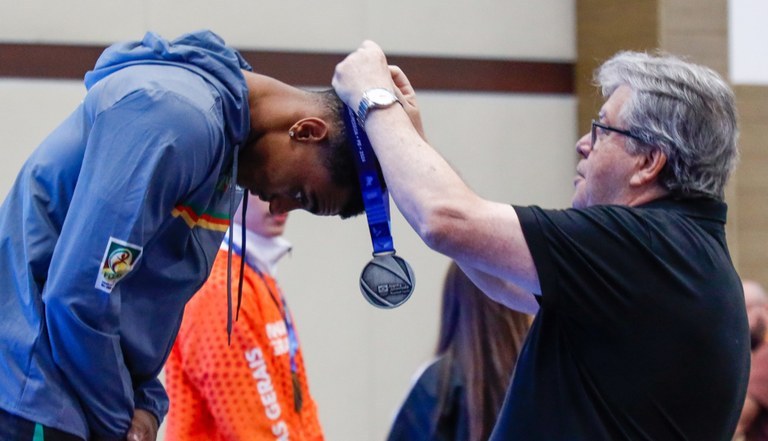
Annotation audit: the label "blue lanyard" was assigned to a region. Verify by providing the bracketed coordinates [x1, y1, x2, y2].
[226, 239, 299, 374]
[342, 105, 395, 255]
[341, 104, 416, 310]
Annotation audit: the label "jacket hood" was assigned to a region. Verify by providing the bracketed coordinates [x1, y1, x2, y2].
[84, 30, 252, 146]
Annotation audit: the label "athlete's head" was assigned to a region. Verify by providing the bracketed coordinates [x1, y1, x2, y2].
[238, 84, 365, 219]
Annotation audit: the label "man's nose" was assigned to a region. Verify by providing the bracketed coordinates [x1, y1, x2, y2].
[575, 132, 591, 158]
[269, 196, 301, 215]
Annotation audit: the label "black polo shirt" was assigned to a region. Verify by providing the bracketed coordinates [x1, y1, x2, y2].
[490, 197, 749, 441]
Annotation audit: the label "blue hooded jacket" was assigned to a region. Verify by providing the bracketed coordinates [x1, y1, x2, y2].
[0, 30, 250, 439]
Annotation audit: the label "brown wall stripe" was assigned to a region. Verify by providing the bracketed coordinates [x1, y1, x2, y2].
[0, 43, 573, 94]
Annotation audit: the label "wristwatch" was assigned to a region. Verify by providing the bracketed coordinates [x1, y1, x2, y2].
[357, 88, 401, 127]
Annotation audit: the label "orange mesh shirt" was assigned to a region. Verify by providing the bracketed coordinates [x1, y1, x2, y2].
[165, 249, 324, 441]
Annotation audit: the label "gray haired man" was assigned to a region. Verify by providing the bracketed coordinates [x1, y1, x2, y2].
[333, 44, 747, 440]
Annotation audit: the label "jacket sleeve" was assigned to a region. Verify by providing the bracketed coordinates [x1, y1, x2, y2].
[134, 376, 169, 428]
[43, 88, 222, 438]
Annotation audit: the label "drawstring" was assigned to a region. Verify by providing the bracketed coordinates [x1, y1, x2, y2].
[236, 193, 248, 321]
[226, 144, 247, 345]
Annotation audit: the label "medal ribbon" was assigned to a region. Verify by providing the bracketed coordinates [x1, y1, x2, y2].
[341, 105, 395, 255]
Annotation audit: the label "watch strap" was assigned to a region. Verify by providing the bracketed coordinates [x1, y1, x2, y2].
[356, 88, 400, 127]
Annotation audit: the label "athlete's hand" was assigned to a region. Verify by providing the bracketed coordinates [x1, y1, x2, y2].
[125, 409, 158, 441]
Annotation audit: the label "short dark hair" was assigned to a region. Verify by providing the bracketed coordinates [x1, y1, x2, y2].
[315, 89, 386, 219]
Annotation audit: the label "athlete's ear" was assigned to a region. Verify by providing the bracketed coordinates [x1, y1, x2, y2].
[288, 118, 329, 142]
[630, 147, 666, 187]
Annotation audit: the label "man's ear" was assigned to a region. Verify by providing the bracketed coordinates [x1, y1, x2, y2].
[630, 147, 667, 187]
[289, 117, 329, 142]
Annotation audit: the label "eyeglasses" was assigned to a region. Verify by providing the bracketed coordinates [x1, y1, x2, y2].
[591, 120, 643, 147]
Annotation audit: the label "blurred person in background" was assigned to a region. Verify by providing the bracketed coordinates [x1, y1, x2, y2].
[165, 194, 324, 441]
[735, 280, 768, 441]
[387, 262, 531, 441]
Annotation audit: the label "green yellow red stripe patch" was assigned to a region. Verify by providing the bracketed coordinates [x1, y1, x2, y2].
[172, 205, 230, 232]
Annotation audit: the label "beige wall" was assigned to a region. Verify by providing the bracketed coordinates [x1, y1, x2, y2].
[733, 85, 768, 285]
[576, 1, 658, 134]
[730, 0, 768, 279]
[0, 1, 574, 59]
[0, 3, 577, 440]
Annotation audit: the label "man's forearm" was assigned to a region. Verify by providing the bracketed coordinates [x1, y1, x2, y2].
[457, 261, 540, 314]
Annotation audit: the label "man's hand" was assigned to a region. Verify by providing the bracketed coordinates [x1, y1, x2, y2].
[126, 409, 158, 441]
[333, 40, 394, 111]
[389, 65, 426, 140]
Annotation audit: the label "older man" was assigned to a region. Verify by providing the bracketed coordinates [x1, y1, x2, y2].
[333, 44, 748, 440]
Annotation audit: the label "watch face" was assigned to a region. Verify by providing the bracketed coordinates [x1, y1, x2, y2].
[367, 88, 397, 105]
